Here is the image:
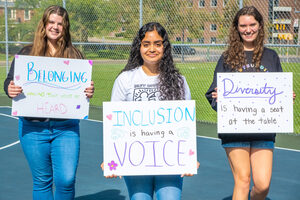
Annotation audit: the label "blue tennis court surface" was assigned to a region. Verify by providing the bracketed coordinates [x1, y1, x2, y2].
[1, 106, 300, 200]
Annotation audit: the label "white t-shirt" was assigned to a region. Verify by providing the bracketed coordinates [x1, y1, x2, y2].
[111, 66, 191, 101]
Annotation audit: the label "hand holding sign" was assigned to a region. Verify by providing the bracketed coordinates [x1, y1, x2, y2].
[8, 80, 23, 98]
[84, 80, 94, 98]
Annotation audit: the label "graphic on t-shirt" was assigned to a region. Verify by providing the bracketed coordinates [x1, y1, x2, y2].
[238, 64, 268, 72]
[133, 83, 160, 101]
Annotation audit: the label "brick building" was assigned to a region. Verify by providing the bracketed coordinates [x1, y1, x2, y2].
[175, 0, 300, 44]
[0, 0, 32, 23]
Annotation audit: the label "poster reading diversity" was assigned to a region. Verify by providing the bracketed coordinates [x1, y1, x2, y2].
[12, 55, 92, 119]
[217, 72, 293, 133]
[103, 100, 197, 176]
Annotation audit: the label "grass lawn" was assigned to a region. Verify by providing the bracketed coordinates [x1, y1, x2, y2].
[0, 62, 299, 133]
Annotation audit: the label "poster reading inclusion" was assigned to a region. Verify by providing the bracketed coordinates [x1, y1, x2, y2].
[217, 72, 293, 133]
[103, 100, 197, 176]
[12, 55, 92, 119]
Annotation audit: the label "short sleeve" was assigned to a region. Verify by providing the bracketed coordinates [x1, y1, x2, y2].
[182, 76, 191, 100]
[111, 73, 128, 101]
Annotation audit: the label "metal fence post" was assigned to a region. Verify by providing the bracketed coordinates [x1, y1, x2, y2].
[239, 0, 243, 9]
[4, 0, 9, 74]
[139, 0, 143, 28]
[63, 0, 66, 9]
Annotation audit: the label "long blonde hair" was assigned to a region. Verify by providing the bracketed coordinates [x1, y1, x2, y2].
[30, 5, 83, 59]
[223, 6, 265, 71]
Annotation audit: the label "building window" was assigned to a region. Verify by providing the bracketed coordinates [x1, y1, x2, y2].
[198, 38, 204, 43]
[268, 37, 272, 43]
[176, 37, 182, 42]
[187, 37, 193, 43]
[223, 0, 229, 7]
[187, 0, 193, 8]
[199, 0, 205, 7]
[211, 0, 217, 7]
[210, 24, 217, 31]
[211, 37, 217, 44]
[9, 9, 16, 19]
[24, 9, 30, 20]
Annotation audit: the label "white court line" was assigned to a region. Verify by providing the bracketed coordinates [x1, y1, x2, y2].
[0, 141, 20, 150]
[81, 118, 300, 152]
[0, 113, 18, 119]
[0, 112, 19, 150]
[0, 106, 12, 108]
[0, 108, 299, 152]
[275, 146, 300, 153]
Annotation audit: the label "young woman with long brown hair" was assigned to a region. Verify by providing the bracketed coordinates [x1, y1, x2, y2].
[206, 6, 296, 200]
[4, 5, 94, 200]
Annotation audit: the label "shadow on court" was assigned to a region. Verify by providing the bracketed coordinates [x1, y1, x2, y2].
[75, 189, 126, 200]
[1, 107, 300, 200]
[223, 196, 271, 200]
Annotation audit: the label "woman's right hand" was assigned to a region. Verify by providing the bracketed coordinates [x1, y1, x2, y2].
[8, 80, 23, 98]
[212, 87, 218, 102]
[100, 162, 122, 179]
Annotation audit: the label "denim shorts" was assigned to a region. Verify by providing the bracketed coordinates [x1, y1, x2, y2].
[222, 140, 274, 149]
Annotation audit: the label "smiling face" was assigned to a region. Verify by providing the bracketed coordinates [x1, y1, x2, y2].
[238, 15, 260, 49]
[140, 30, 164, 68]
[45, 13, 63, 44]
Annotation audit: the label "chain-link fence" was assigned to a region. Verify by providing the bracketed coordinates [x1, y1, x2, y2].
[0, 0, 299, 133]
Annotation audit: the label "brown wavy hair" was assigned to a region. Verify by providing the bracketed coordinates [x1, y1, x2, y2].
[30, 5, 83, 59]
[224, 6, 265, 70]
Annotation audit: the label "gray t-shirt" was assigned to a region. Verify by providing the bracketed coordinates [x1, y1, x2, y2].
[111, 66, 191, 101]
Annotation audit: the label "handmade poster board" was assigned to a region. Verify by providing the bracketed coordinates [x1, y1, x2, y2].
[12, 55, 92, 119]
[103, 100, 197, 176]
[217, 72, 293, 133]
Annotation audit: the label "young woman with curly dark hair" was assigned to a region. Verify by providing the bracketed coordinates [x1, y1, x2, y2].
[206, 6, 295, 200]
[103, 22, 199, 200]
[118, 22, 186, 101]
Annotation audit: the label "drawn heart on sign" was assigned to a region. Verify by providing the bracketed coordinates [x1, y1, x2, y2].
[189, 149, 195, 156]
[88, 60, 93, 66]
[63, 60, 70, 65]
[15, 75, 20, 81]
[106, 114, 112, 120]
[12, 111, 18, 116]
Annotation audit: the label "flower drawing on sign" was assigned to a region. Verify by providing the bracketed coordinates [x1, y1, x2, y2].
[108, 160, 118, 171]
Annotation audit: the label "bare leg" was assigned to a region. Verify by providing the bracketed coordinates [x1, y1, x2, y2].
[225, 147, 251, 200]
[250, 148, 273, 200]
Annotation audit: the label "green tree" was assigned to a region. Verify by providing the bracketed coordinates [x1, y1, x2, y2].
[142, 0, 209, 43]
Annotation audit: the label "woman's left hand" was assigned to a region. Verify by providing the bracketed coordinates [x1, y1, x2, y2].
[85, 81, 94, 98]
[181, 161, 200, 177]
[293, 91, 296, 104]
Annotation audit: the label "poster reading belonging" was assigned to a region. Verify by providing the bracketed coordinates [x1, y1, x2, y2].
[12, 55, 92, 119]
[103, 100, 197, 176]
[217, 72, 293, 133]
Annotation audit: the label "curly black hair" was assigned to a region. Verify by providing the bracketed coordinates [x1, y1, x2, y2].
[122, 22, 185, 100]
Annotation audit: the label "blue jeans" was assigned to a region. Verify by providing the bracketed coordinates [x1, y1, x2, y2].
[124, 175, 183, 200]
[19, 118, 80, 200]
